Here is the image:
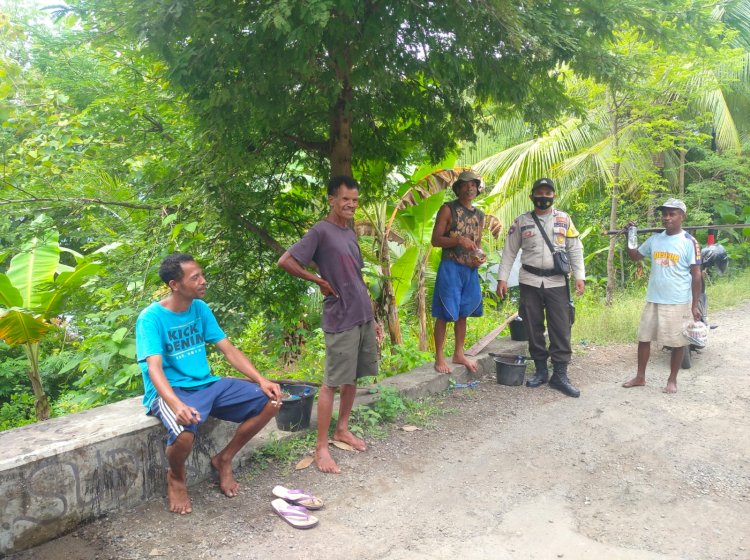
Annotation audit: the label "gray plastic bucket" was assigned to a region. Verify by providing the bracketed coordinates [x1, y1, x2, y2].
[494, 357, 527, 386]
[275, 384, 317, 431]
[509, 316, 528, 341]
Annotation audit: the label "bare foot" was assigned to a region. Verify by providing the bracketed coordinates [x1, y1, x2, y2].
[211, 455, 239, 497]
[315, 447, 341, 474]
[452, 355, 478, 373]
[166, 469, 192, 514]
[663, 381, 677, 394]
[622, 377, 646, 388]
[333, 429, 367, 452]
[434, 358, 452, 374]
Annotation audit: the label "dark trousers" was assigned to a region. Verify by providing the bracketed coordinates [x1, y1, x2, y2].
[519, 283, 572, 364]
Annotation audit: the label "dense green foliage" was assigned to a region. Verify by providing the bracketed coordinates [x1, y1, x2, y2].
[1, 1, 750, 430]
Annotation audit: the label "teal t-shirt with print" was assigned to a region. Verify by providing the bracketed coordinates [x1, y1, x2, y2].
[639, 231, 701, 304]
[136, 299, 226, 410]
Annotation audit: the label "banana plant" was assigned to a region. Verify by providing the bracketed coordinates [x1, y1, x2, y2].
[0, 222, 100, 421]
[393, 189, 446, 351]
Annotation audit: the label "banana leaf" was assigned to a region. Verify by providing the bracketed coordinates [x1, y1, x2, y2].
[0, 309, 50, 345]
[0, 273, 23, 308]
[6, 233, 60, 310]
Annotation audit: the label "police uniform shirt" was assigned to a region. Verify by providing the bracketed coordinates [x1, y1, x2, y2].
[498, 209, 585, 288]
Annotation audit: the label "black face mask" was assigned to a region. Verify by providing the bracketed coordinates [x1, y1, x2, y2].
[532, 196, 554, 210]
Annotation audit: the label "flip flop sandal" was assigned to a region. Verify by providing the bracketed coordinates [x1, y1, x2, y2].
[271, 498, 318, 529]
[271, 485, 324, 510]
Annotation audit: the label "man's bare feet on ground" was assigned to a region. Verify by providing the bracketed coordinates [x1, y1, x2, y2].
[452, 355, 478, 373]
[663, 381, 678, 394]
[622, 377, 646, 388]
[166, 469, 192, 514]
[434, 358, 452, 374]
[211, 455, 240, 497]
[333, 429, 367, 452]
[315, 447, 341, 474]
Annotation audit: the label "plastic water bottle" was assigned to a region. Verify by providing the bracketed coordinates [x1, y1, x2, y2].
[627, 226, 638, 250]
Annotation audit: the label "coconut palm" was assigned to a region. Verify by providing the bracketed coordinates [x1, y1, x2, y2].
[467, 14, 750, 303]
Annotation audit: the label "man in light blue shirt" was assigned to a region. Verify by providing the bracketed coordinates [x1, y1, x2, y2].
[136, 253, 281, 514]
[622, 199, 702, 394]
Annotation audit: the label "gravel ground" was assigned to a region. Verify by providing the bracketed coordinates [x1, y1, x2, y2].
[8, 303, 750, 560]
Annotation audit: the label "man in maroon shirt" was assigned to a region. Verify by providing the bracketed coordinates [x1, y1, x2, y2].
[278, 176, 383, 473]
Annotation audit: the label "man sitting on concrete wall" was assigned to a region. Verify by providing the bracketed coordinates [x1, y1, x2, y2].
[136, 252, 282, 514]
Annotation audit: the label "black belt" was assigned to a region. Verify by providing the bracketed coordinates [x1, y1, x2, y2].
[522, 264, 561, 277]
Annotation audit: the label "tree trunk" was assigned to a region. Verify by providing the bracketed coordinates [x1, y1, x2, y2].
[281, 321, 307, 367]
[24, 342, 50, 421]
[678, 148, 686, 195]
[646, 198, 655, 226]
[605, 172, 619, 306]
[329, 80, 353, 177]
[416, 249, 430, 352]
[372, 202, 403, 346]
[380, 248, 402, 345]
[605, 92, 621, 306]
[648, 151, 667, 226]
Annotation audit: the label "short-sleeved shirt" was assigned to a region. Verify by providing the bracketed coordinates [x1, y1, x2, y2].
[288, 220, 373, 333]
[439, 200, 485, 267]
[498, 209, 585, 289]
[639, 230, 701, 304]
[136, 299, 226, 410]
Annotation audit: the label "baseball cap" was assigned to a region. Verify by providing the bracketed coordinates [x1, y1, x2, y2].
[532, 177, 555, 192]
[656, 198, 687, 213]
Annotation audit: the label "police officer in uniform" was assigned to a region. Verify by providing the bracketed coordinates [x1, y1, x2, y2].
[496, 178, 585, 397]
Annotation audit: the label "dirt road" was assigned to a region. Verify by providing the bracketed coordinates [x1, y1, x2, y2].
[10, 303, 750, 560]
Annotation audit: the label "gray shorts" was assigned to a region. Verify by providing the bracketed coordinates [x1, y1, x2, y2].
[638, 302, 691, 347]
[324, 321, 379, 387]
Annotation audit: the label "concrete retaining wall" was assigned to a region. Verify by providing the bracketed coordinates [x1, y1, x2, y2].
[0, 341, 520, 555]
[0, 397, 282, 554]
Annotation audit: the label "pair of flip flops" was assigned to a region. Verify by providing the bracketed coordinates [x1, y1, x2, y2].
[271, 485, 323, 529]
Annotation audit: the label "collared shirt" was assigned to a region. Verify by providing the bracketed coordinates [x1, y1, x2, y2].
[498, 209, 585, 288]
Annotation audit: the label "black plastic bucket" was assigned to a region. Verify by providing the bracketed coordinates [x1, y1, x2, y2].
[509, 316, 528, 341]
[493, 357, 527, 386]
[275, 383, 317, 432]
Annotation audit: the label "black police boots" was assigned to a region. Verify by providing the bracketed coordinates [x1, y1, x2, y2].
[549, 362, 580, 398]
[526, 359, 549, 388]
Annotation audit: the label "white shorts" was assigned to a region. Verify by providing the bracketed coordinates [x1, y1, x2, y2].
[638, 302, 691, 347]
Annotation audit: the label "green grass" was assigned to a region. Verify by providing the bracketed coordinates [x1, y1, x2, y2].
[705, 267, 750, 309]
[402, 394, 452, 428]
[571, 290, 643, 345]
[251, 430, 317, 465]
[349, 386, 449, 439]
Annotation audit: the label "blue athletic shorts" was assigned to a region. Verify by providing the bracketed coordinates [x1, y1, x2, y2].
[431, 259, 483, 322]
[149, 377, 269, 446]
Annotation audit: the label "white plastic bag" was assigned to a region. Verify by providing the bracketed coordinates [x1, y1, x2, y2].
[683, 320, 708, 348]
